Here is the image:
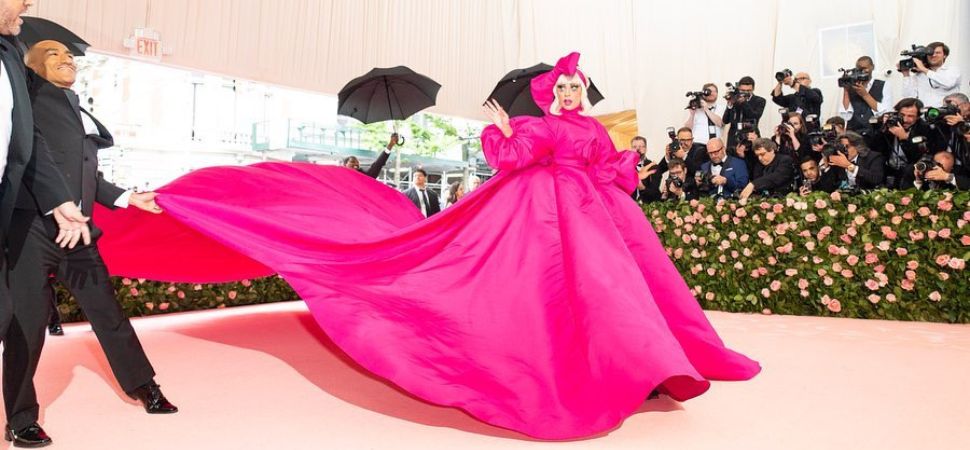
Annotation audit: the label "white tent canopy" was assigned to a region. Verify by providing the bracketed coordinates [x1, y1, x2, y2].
[32, 0, 970, 158]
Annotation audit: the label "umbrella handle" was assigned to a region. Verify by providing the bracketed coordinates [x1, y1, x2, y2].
[398, 135, 406, 146]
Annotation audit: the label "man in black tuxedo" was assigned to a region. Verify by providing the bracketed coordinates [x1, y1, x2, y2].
[739, 138, 795, 201]
[826, 131, 885, 190]
[724, 76, 766, 149]
[343, 132, 399, 178]
[0, 4, 93, 446]
[797, 156, 842, 194]
[3, 41, 179, 440]
[629, 136, 661, 204]
[656, 127, 709, 178]
[403, 168, 439, 217]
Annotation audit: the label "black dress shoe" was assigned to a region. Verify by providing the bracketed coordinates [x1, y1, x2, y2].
[4, 423, 52, 448]
[47, 323, 64, 336]
[129, 382, 178, 414]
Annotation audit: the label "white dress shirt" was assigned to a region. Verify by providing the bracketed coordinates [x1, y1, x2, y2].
[901, 62, 962, 107]
[688, 102, 726, 144]
[1, 58, 13, 178]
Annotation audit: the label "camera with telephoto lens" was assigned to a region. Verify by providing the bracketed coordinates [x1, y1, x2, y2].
[724, 82, 752, 102]
[837, 67, 872, 88]
[922, 105, 960, 124]
[667, 175, 685, 190]
[898, 44, 932, 72]
[913, 137, 937, 178]
[695, 170, 713, 192]
[665, 126, 679, 154]
[735, 121, 756, 147]
[820, 139, 847, 158]
[775, 69, 792, 82]
[808, 123, 838, 147]
[957, 121, 970, 135]
[685, 88, 712, 110]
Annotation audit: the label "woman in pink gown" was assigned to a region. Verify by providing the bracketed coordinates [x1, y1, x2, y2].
[95, 52, 759, 440]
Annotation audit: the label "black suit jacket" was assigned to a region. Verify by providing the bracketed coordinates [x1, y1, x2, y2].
[849, 151, 885, 189]
[751, 153, 795, 196]
[868, 120, 947, 168]
[771, 85, 824, 117]
[724, 95, 766, 148]
[0, 35, 72, 250]
[403, 187, 440, 217]
[20, 70, 123, 216]
[363, 149, 391, 178]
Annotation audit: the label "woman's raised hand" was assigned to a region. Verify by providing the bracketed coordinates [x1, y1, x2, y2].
[483, 99, 513, 137]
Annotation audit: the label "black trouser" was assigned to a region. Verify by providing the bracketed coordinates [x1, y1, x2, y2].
[3, 215, 155, 429]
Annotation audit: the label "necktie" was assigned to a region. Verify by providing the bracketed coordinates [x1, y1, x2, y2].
[64, 88, 80, 113]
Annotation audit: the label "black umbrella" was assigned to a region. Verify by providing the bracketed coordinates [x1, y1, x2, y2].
[484, 63, 604, 117]
[337, 66, 441, 124]
[18, 16, 90, 56]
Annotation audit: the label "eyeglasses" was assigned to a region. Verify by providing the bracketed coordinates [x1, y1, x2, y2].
[794, 76, 809, 81]
[677, 138, 693, 143]
[708, 147, 725, 155]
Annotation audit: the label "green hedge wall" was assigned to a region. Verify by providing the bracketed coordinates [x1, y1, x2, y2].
[55, 190, 968, 324]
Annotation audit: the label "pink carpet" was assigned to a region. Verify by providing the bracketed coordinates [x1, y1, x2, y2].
[17, 302, 970, 450]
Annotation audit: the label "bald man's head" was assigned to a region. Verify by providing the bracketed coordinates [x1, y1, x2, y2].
[26, 40, 77, 89]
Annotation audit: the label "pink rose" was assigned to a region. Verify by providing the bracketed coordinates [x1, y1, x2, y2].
[758, 267, 769, 275]
[768, 256, 778, 266]
[938, 228, 952, 239]
[241, 279, 253, 287]
[145, 302, 154, 311]
[766, 212, 776, 221]
[773, 203, 784, 214]
[177, 291, 186, 299]
[805, 213, 817, 223]
[901, 279, 915, 291]
[929, 291, 942, 302]
[909, 230, 924, 241]
[840, 269, 854, 278]
[166, 286, 176, 293]
[734, 262, 744, 270]
[827, 299, 842, 313]
[674, 248, 684, 259]
[907, 260, 919, 270]
[775, 223, 788, 235]
[740, 234, 750, 243]
[865, 279, 879, 291]
[840, 234, 852, 244]
[823, 276, 834, 286]
[937, 200, 952, 212]
[948, 258, 966, 270]
[936, 254, 951, 266]
[193, 284, 203, 291]
[159, 302, 170, 311]
[799, 230, 811, 238]
[928, 230, 937, 239]
[759, 201, 770, 210]
[813, 256, 823, 264]
[707, 268, 717, 276]
[891, 215, 902, 225]
[800, 289, 809, 297]
[846, 255, 859, 266]
[864, 243, 875, 252]
[886, 293, 898, 303]
[697, 204, 706, 213]
[750, 269, 761, 279]
[830, 191, 842, 202]
[682, 234, 692, 244]
[691, 266, 701, 275]
[731, 250, 740, 258]
[874, 264, 885, 273]
[761, 288, 771, 298]
[848, 204, 858, 213]
[129, 288, 139, 296]
[770, 280, 782, 291]
[762, 308, 772, 315]
[877, 241, 891, 251]
[828, 244, 841, 255]
[961, 235, 970, 246]
[939, 272, 950, 281]
[896, 247, 908, 257]
[903, 211, 914, 220]
[832, 262, 844, 272]
[884, 203, 896, 213]
[735, 208, 748, 218]
[865, 253, 879, 264]
[868, 294, 880, 304]
[717, 255, 727, 264]
[814, 199, 827, 209]
[798, 279, 809, 290]
[705, 292, 715, 301]
[918, 206, 931, 217]
[699, 237, 708, 245]
[785, 269, 798, 277]
[228, 290, 238, 300]
[689, 199, 700, 208]
[818, 268, 828, 277]
[900, 196, 911, 206]
[743, 248, 752, 257]
[905, 270, 917, 281]
[805, 241, 816, 251]
[732, 217, 741, 225]
[122, 278, 132, 286]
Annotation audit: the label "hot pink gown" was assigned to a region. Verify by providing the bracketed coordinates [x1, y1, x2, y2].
[94, 53, 759, 439]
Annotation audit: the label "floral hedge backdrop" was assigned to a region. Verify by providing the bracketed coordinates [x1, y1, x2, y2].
[646, 190, 969, 323]
[55, 190, 968, 324]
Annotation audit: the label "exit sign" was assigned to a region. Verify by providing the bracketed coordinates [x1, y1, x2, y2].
[123, 28, 171, 61]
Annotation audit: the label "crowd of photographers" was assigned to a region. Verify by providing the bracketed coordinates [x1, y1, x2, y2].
[633, 41, 969, 205]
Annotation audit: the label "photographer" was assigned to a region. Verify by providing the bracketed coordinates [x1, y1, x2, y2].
[630, 136, 663, 204]
[825, 116, 846, 135]
[935, 93, 970, 169]
[723, 76, 766, 149]
[697, 138, 748, 198]
[771, 71, 823, 117]
[683, 83, 725, 144]
[838, 56, 893, 132]
[772, 111, 810, 161]
[656, 127, 709, 177]
[739, 138, 795, 201]
[901, 151, 969, 190]
[798, 156, 841, 195]
[661, 158, 697, 202]
[900, 42, 962, 107]
[869, 98, 945, 188]
[826, 131, 885, 190]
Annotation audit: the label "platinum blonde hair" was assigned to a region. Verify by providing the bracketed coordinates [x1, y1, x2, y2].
[549, 73, 593, 116]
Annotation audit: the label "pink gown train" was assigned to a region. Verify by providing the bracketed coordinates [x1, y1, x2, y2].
[93, 52, 759, 439]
